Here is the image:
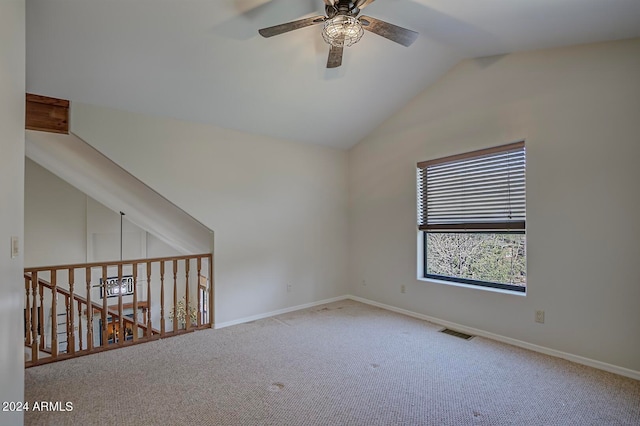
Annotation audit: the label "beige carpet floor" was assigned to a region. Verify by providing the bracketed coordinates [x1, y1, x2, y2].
[25, 300, 640, 425]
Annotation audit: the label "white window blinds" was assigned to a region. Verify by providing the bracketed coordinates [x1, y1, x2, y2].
[418, 141, 525, 231]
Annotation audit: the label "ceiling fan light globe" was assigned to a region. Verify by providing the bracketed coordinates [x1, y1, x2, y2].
[322, 15, 364, 47]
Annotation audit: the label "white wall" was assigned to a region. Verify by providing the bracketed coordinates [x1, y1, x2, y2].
[349, 38, 640, 373]
[71, 105, 349, 325]
[0, 1, 25, 424]
[146, 233, 182, 258]
[25, 158, 87, 266]
[86, 197, 146, 262]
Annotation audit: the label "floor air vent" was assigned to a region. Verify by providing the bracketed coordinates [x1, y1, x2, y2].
[440, 328, 474, 340]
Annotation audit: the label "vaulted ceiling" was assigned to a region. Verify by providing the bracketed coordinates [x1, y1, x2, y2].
[26, 0, 640, 149]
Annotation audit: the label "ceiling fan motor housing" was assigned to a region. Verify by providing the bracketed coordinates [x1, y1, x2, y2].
[326, 1, 361, 19]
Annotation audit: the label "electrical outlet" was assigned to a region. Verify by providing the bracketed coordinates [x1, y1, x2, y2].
[535, 310, 545, 324]
[400, 284, 406, 294]
[286, 284, 292, 293]
[362, 279, 366, 286]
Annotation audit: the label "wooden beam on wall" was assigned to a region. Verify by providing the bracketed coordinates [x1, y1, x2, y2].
[26, 93, 69, 134]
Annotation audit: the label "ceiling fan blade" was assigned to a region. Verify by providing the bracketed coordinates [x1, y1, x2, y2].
[327, 43, 344, 68]
[258, 16, 325, 38]
[355, 0, 376, 9]
[359, 16, 418, 47]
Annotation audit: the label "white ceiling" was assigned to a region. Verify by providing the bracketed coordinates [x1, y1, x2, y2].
[26, 0, 640, 149]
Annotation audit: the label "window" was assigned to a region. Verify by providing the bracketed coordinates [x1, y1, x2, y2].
[417, 142, 526, 292]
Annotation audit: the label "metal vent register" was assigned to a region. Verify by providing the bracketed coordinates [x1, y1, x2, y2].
[440, 328, 475, 340]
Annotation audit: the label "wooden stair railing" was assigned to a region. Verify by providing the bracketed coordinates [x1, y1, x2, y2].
[29, 274, 160, 339]
[24, 277, 163, 359]
[24, 253, 213, 367]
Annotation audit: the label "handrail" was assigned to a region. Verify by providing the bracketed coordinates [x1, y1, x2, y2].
[24, 253, 209, 273]
[24, 253, 214, 367]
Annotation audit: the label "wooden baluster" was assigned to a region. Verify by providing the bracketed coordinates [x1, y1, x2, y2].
[160, 261, 165, 336]
[64, 295, 70, 354]
[39, 279, 45, 352]
[85, 267, 94, 351]
[31, 272, 39, 362]
[25, 277, 32, 346]
[68, 268, 75, 354]
[102, 265, 108, 346]
[185, 259, 190, 331]
[132, 262, 138, 342]
[200, 286, 205, 325]
[209, 254, 214, 329]
[50, 270, 58, 358]
[77, 301, 83, 351]
[197, 257, 202, 327]
[146, 262, 152, 338]
[118, 264, 124, 345]
[173, 260, 178, 332]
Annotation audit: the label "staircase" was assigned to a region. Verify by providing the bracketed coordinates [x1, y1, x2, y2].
[24, 253, 213, 366]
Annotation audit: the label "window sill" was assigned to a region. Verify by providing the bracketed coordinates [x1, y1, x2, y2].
[417, 276, 527, 296]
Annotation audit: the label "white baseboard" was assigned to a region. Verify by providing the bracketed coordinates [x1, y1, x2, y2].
[214, 295, 350, 330]
[347, 295, 640, 381]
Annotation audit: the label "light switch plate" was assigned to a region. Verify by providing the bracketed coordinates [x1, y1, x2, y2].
[11, 236, 19, 258]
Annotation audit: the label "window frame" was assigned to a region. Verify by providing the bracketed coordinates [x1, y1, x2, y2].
[417, 142, 526, 293]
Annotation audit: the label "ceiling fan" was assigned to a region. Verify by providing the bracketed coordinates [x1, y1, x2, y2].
[258, 0, 418, 68]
